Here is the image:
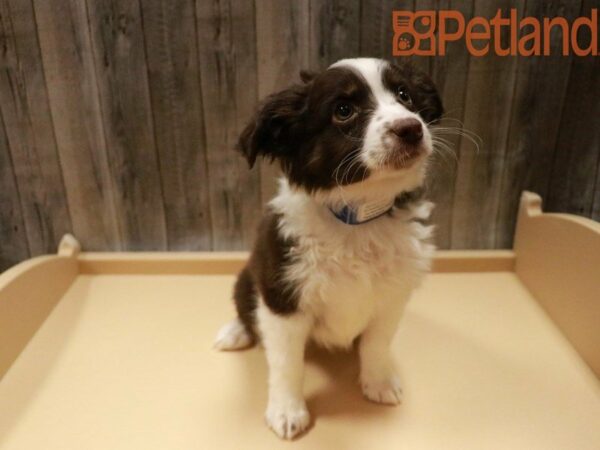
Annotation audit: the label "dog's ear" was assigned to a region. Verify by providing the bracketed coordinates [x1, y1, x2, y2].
[299, 69, 317, 84]
[398, 62, 444, 124]
[237, 84, 309, 168]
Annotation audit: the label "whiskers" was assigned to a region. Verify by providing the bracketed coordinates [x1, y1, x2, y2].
[428, 117, 482, 171]
[430, 135, 457, 170]
[331, 127, 371, 197]
[329, 117, 482, 196]
[335, 127, 363, 143]
[331, 147, 363, 203]
[429, 117, 482, 151]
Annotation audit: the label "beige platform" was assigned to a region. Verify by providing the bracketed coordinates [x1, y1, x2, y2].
[1, 192, 599, 449]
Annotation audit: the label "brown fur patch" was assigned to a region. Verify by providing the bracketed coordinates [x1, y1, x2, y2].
[234, 209, 301, 335]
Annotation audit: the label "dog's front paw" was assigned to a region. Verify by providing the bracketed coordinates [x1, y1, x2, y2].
[361, 375, 403, 405]
[265, 400, 310, 440]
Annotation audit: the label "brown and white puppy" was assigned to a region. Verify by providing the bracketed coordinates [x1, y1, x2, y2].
[214, 58, 443, 439]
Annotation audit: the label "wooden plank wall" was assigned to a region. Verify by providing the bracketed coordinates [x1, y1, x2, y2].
[0, 0, 598, 270]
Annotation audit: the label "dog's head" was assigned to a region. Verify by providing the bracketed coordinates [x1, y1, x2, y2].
[238, 58, 443, 197]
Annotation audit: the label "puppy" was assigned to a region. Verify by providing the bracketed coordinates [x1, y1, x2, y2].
[214, 57, 443, 439]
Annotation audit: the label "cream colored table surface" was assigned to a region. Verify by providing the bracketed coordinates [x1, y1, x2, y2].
[1, 272, 599, 450]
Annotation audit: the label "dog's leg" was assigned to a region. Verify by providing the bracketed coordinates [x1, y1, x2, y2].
[359, 296, 406, 405]
[214, 318, 254, 351]
[258, 303, 312, 439]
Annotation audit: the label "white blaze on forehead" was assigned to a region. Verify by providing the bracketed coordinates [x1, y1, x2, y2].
[329, 58, 397, 107]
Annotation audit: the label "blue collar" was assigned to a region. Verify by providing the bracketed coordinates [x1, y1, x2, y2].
[328, 197, 395, 225]
[327, 188, 425, 225]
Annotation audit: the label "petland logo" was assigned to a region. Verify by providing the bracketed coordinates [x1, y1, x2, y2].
[393, 9, 598, 56]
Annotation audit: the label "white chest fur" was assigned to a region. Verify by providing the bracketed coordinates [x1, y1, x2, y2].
[270, 181, 435, 349]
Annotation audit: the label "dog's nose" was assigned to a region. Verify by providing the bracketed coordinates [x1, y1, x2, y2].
[390, 118, 423, 145]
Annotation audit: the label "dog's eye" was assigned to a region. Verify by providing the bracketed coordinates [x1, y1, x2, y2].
[333, 102, 354, 121]
[396, 86, 412, 105]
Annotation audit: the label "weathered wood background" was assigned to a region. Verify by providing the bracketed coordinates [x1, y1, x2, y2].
[0, 0, 598, 270]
